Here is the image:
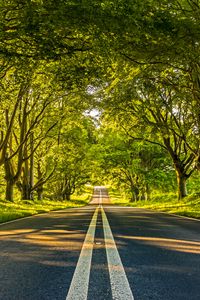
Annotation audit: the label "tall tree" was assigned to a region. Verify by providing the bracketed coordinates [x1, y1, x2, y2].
[101, 66, 199, 199]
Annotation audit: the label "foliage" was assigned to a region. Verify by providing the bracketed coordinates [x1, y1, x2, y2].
[0, 0, 200, 215]
[46, 115, 96, 200]
[93, 122, 176, 201]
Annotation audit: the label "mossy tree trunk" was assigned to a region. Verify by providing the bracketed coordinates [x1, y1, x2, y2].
[176, 171, 188, 200]
[163, 137, 194, 200]
[5, 179, 14, 202]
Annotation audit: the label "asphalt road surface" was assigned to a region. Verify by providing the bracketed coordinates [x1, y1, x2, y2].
[0, 186, 200, 300]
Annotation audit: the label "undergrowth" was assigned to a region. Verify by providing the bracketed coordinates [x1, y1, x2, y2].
[0, 187, 92, 224]
[109, 189, 200, 219]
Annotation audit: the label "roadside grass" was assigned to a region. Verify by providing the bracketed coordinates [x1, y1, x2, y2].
[109, 189, 200, 219]
[109, 188, 128, 205]
[0, 187, 92, 224]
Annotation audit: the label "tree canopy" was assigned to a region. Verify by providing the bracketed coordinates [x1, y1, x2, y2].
[0, 0, 200, 201]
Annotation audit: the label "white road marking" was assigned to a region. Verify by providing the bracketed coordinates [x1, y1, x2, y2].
[101, 205, 134, 300]
[66, 187, 134, 299]
[66, 206, 99, 300]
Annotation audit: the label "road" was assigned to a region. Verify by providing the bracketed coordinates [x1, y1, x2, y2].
[0, 186, 200, 300]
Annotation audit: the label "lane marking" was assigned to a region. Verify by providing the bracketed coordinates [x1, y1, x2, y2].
[66, 206, 99, 300]
[101, 206, 134, 300]
[66, 187, 134, 299]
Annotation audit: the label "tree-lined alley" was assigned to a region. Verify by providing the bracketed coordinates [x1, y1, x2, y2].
[0, 0, 200, 202]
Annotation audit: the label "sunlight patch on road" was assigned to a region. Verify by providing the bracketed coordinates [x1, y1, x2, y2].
[0, 229, 36, 236]
[0, 228, 85, 250]
[18, 232, 83, 248]
[117, 235, 200, 254]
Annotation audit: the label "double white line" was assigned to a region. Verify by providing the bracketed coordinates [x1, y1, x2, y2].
[66, 190, 134, 300]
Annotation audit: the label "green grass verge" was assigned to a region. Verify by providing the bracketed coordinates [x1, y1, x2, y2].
[0, 188, 92, 224]
[109, 189, 200, 219]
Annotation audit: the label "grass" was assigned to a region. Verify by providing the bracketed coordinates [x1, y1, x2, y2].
[2, 186, 199, 224]
[109, 189, 200, 219]
[0, 188, 92, 224]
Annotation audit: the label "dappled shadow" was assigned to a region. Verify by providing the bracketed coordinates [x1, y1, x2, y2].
[0, 207, 95, 300]
[116, 235, 200, 254]
[1, 200, 200, 300]
[104, 207, 200, 300]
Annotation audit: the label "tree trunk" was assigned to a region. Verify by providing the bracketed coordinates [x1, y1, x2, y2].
[36, 161, 43, 201]
[177, 172, 187, 200]
[4, 158, 16, 202]
[6, 180, 14, 202]
[163, 137, 192, 200]
[29, 132, 34, 200]
[66, 193, 71, 201]
[62, 193, 71, 201]
[21, 164, 32, 200]
[140, 189, 146, 201]
[21, 184, 32, 200]
[130, 186, 139, 202]
[37, 187, 43, 201]
[144, 183, 150, 201]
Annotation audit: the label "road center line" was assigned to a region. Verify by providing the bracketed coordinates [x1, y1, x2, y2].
[101, 206, 134, 300]
[66, 206, 99, 300]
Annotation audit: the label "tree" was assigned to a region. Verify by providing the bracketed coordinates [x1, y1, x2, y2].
[0, 0, 200, 203]
[0, 62, 59, 201]
[101, 65, 200, 199]
[95, 121, 172, 201]
[45, 113, 97, 200]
